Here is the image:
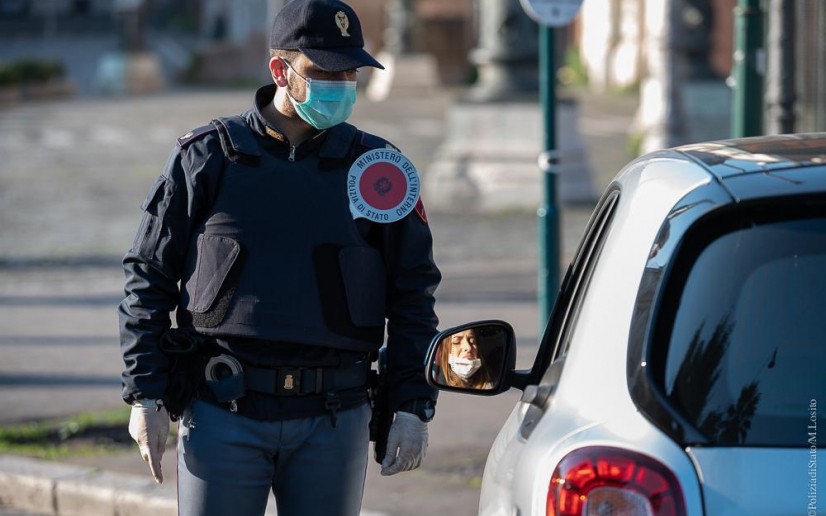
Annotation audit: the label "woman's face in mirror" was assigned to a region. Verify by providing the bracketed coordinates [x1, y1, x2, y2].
[449, 329, 478, 360]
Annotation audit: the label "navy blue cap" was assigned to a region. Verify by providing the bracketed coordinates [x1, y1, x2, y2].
[269, 0, 384, 72]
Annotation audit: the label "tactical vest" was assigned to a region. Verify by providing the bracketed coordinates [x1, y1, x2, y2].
[176, 116, 388, 353]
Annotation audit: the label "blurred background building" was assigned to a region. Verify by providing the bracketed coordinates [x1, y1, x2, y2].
[0, 0, 824, 136]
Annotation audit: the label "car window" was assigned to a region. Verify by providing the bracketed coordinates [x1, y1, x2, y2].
[554, 189, 620, 361]
[660, 211, 826, 446]
[535, 188, 621, 381]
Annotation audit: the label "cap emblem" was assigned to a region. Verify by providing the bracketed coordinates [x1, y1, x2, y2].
[335, 11, 350, 37]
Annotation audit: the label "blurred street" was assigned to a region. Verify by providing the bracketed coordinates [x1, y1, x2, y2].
[0, 58, 635, 515]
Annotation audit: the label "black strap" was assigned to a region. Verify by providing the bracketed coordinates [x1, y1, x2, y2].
[358, 130, 395, 151]
[212, 115, 261, 161]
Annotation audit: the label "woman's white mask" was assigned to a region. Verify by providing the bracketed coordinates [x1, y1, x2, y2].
[448, 355, 482, 380]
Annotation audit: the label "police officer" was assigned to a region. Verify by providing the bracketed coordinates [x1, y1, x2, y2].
[118, 1, 440, 514]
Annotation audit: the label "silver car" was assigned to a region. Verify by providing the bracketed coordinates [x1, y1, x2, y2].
[426, 133, 826, 516]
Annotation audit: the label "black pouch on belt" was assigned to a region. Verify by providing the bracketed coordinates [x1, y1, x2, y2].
[204, 354, 246, 412]
[159, 328, 217, 420]
[368, 347, 393, 464]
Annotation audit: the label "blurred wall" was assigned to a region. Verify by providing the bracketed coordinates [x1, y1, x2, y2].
[414, 0, 475, 85]
[348, 0, 386, 56]
[193, 0, 384, 85]
[578, 0, 735, 91]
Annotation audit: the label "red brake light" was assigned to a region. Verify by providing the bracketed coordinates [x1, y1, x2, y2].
[547, 447, 687, 516]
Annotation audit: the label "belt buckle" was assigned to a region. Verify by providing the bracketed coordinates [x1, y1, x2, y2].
[277, 367, 301, 395]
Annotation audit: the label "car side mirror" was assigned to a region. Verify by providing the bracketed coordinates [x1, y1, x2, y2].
[425, 320, 516, 395]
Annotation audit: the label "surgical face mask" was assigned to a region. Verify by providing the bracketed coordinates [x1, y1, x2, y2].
[284, 62, 357, 130]
[448, 355, 482, 381]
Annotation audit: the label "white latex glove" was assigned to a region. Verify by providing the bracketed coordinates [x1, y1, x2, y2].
[128, 403, 170, 484]
[380, 411, 428, 476]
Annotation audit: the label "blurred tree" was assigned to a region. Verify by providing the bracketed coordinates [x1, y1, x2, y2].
[639, 0, 687, 153]
[766, 0, 796, 134]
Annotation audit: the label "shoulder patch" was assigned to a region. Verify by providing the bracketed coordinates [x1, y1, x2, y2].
[348, 148, 420, 224]
[177, 124, 218, 149]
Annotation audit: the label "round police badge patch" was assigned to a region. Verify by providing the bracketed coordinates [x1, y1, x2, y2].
[348, 148, 420, 223]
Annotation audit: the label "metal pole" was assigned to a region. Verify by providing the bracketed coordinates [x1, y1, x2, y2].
[732, 0, 765, 137]
[538, 24, 559, 331]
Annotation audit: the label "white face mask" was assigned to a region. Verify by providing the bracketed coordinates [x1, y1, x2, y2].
[448, 355, 482, 380]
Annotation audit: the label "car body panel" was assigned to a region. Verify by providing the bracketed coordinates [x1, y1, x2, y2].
[479, 403, 526, 515]
[677, 133, 826, 179]
[687, 447, 824, 515]
[719, 164, 826, 201]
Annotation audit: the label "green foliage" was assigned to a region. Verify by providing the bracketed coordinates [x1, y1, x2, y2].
[0, 59, 65, 87]
[0, 407, 131, 459]
[465, 65, 479, 87]
[182, 54, 203, 84]
[558, 48, 588, 87]
[163, 14, 197, 33]
[626, 131, 644, 159]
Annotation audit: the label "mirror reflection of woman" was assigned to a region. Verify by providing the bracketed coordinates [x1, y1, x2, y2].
[436, 328, 493, 389]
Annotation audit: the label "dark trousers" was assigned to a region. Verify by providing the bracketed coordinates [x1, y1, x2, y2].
[177, 399, 371, 516]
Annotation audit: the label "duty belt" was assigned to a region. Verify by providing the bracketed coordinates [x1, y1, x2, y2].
[204, 352, 372, 418]
[244, 362, 370, 397]
[205, 353, 370, 398]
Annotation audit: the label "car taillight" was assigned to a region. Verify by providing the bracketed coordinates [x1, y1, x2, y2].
[547, 446, 686, 516]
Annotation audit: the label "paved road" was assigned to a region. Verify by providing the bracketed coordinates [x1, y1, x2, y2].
[0, 505, 47, 516]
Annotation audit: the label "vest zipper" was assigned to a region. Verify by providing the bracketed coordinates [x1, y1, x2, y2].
[288, 145, 296, 162]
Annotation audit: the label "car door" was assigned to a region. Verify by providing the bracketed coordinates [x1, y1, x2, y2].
[477, 187, 622, 515]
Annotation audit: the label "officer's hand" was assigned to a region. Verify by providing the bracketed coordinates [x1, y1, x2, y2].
[380, 411, 428, 476]
[128, 404, 170, 484]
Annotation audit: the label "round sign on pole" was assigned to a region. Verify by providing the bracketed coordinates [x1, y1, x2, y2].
[348, 148, 420, 223]
[519, 0, 583, 27]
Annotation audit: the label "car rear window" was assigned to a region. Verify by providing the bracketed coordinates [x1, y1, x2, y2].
[661, 210, 826, 446]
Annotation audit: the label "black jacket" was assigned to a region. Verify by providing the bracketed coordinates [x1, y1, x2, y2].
[119, 85, 441, 413]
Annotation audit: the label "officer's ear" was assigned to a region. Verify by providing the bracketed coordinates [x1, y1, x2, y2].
[269, 57, 288, 87]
